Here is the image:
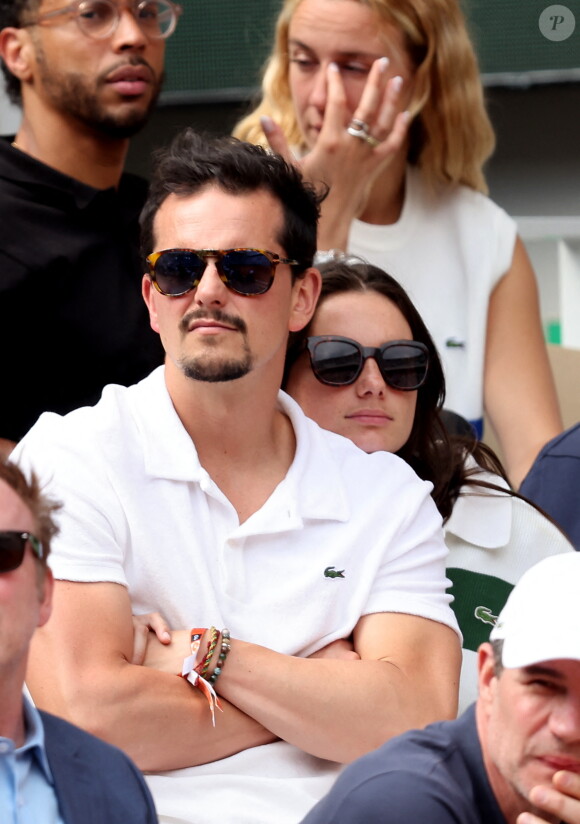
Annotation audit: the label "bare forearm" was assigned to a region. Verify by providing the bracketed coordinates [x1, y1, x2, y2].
[137, 618, 460, 764]
[28, 647, 275, 771]
[485, 237, 563, 487]
[216, 640, 458, 763]
[317, 186, 360, 251]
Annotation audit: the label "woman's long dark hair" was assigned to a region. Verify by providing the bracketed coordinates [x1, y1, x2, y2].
[285, 260, 510, 521]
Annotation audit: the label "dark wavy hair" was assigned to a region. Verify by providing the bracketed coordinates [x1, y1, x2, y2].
[285, 259, 509, 521]
[140, 129, 323, 279]
[0, 0, 39, 104]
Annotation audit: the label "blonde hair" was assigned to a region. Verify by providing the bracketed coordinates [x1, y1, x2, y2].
[233, 0, 495, 193]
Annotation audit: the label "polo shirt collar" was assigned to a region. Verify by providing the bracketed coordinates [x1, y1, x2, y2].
[445, 460, 512, 548]
[130, 367, 203, 482]
[130, 367, 350, 523]
[278, 390, 351, 522]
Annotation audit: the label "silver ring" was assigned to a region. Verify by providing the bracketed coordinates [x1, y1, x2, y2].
[349, 118, 369, 133]
[346, 119, 380, 148]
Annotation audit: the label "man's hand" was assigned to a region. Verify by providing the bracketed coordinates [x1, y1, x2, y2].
[518, 770, 580, 823]
[131, 612, 172, 665]
[140, 628, 190, 673]
[308, 639, 360, 661]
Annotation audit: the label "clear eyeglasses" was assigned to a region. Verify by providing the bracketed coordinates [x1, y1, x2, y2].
[24, 0, 182, 40]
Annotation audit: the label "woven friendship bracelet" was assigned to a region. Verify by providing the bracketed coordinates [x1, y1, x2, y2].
[208, 628, 231, 686]
[195, 626, 220, 676]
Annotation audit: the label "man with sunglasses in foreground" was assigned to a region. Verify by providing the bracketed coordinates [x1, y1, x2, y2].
[0, 0, 182, 453]
[13, 129, 461, 824]
[0, 457, 157, 822]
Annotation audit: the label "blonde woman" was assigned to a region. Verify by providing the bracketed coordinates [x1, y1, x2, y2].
[233, 0, 562, 486]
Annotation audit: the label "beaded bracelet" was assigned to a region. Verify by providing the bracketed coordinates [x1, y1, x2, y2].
[195, 626, 220, 676]
[208, 628, 231, 686]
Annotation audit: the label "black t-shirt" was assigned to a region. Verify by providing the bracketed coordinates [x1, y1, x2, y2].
[301, 706, 508, 824]
[0, 137, 164, 441]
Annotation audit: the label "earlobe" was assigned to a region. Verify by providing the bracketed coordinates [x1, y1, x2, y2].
[289, 267, 322, 332]
[142, 275, 161, 334]
[0, 28, 35, 86]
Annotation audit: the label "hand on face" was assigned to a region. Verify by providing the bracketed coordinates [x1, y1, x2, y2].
[517, 771, 580, 824]
[263, 59, 411, 222]
[305, 58, 410, 201]
[263, 0, 415, 248]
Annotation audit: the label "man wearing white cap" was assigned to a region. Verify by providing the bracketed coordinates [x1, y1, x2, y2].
[301, 553, 580, 824]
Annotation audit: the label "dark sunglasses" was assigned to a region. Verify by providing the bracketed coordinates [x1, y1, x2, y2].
[0, 531, 45, 573]
[146, 248, 300, 297]
[305, 335, 429, 390]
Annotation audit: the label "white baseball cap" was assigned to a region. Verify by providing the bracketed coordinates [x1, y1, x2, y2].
[490, 553, 580, 668]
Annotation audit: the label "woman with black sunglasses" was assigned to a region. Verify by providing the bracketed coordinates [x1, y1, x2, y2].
[284, 258, 574, 712]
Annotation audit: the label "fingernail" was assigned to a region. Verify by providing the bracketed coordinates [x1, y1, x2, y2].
[379, 57, 389, 71]
[518, 815, 531, 824]
[391, 75, 403, 92]
[260, 115, 275, 134]
[329, 62, 339, 73]
[162, 631, 171, 642]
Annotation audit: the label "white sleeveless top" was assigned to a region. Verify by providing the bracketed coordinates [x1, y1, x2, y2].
[347, 166, 517, 429]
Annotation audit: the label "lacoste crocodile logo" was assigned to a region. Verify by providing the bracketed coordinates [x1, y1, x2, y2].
[445, 337, 465, 349]
[474, 606, 498, 626]
[324, 566, 345, 579]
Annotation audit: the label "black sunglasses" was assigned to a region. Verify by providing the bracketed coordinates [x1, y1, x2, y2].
[146, 248, 300, 297]
[0, 531, 45, 573]
[305, 335, 429, 390]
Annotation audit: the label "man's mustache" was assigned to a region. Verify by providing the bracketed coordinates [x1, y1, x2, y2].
[179, 308, 247, 335]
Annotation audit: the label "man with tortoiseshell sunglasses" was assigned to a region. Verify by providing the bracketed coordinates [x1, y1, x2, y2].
[14, 129, 462, 824]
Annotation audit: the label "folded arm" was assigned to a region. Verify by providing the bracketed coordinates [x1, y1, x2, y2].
[141, 611, 461, 764]
[26, 581, 276, 772]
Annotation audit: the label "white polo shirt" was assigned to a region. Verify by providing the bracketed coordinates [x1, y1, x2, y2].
[14, 366, 459, 824]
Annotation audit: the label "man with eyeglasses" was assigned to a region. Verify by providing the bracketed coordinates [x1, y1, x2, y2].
[13, 129, 462, 824]
[0, 0, 182, 453]
[0, 456, 158, 822]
